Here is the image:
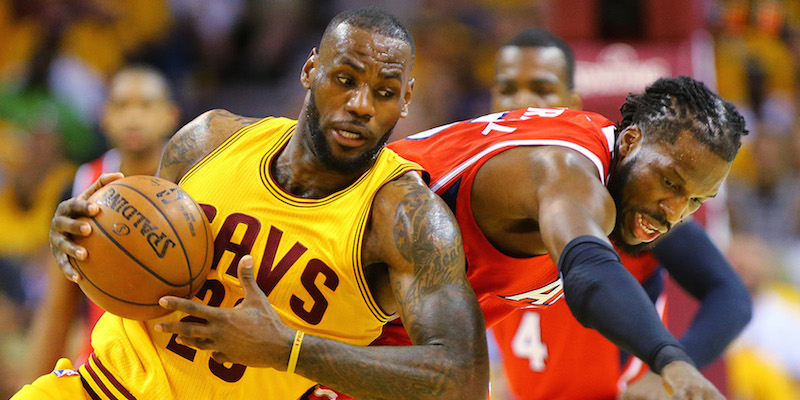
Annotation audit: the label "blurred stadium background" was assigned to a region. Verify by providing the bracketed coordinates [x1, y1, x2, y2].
[1, 0, 799, 398]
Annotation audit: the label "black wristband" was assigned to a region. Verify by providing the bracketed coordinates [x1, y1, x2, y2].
[652, 344, 696, 374]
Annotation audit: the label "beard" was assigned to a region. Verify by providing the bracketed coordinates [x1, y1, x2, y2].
[304, 87, 394, 173]
[606, 158, 660, 256]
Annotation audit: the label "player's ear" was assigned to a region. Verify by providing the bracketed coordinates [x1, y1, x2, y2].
[400, 78, 414, 118]
[617, 125, 642, 157]
[301, 49, 318, 90]
[568, 92, 583, 111]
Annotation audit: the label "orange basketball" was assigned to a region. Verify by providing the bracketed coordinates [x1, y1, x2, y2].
[71, 175, 213, 320]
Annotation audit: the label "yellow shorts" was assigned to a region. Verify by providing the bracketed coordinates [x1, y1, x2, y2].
[11, 358, 90, 400]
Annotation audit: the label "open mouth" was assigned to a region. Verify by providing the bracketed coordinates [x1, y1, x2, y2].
[337, 129, 360, 140]
[633, 213, 662, 242]
[331, 128, 367, 147]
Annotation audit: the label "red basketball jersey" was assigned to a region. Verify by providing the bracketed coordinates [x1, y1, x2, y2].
[388, 107, 616, 329]
[490, 251, 665, 400]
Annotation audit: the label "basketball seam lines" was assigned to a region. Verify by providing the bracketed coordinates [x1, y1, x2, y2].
[88, 216, 188, 288]
[113, 183, 194, 286]
[70, 256, 163, 306]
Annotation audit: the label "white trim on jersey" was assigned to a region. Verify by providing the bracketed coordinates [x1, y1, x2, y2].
[429, 139, 609, 193]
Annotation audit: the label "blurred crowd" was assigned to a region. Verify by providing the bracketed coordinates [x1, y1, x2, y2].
[1, 0, 799, 398]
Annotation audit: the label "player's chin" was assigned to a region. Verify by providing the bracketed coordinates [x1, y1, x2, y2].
[618, 233, 658, 256]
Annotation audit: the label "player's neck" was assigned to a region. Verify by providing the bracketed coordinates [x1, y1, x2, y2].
[273, 135, 372, 199]
[119, 149, 162, 177]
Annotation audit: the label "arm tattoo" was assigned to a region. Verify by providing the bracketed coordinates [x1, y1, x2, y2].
[160, 119, 207, 172]
[290, 179, 488, 399]
[392, 178, 464, 284]
[160, 110, 260, 181]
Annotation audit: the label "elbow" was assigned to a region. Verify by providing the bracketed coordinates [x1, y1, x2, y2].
[731, 286, 753, 331]
[722, 277, 754, 332]
[460, 352, 490, 400]
[431, 331, 490, 400]
[437, 352, 490, 400]
[563, 273, 602, 329]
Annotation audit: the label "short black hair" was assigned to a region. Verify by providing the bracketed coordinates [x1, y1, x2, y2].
[112, 65, 174, 101]
[619, 76, 748, 162]
[323, 7, 415, 58]
[502, 29, 575, 89]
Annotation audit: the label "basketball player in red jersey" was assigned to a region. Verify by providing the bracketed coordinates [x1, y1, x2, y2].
[313, 85, 744, 400]
[38, 8, 489, 400]
[486, 29, 751, 400]
[383, 75, 747, 400]
[315, 89, 744, 400]
[25, 66, 179, 381]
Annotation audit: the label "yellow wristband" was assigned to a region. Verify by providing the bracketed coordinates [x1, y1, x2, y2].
[287, 330, 304, 374]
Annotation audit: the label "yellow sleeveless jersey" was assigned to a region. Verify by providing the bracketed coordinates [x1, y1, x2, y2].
[80, 117, 422, 399]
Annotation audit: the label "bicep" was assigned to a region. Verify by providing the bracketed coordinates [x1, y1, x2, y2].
[373, 175, 482, 345]
[528, 150, 616, 263]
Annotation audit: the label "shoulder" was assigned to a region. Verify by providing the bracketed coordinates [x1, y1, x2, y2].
[364, 171, 461, 266]
[371, 171, 441, 218]
[475, 145, 615, 232]
[158, 109, 262, 183]
[482, 145, 603, 192]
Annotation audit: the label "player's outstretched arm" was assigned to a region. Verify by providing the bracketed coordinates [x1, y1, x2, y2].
[519, 147, 722, 399]
[157, 172, 489, 400]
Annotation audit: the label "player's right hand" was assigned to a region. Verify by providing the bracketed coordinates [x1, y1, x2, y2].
[657, 361, 725, 400]
[49, 172, 124, 282]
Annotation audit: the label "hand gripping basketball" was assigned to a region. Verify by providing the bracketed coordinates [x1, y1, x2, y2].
[156, 255, 296, 369]
[50, 172, 125, 282]
[65, 175, 213, 320]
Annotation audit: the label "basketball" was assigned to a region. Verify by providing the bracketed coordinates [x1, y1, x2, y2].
[71, 175, 214, 320]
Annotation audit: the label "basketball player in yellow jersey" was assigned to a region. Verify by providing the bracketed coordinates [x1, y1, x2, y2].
[33, 7, 488, 400]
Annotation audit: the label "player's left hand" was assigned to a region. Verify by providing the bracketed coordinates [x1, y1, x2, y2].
[618, 371, 671, 400]
[155, 255, 295, 369]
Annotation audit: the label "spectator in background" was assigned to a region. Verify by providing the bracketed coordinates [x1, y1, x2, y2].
[727, 126, 800, 280]
[726, 232, 800, 400]
[0, 0, 172, 122]
[0, 87, 89, 397]
[23, 65, 179, 382]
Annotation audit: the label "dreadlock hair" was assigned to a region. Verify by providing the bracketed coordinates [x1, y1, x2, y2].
[322, 7, 415, 61]
[502, 29, 575, 90]
[619, 76, 748, 162]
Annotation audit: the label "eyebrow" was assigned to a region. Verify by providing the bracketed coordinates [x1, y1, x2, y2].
[670, 166, 687, 185]
[334, 54, 404, 82]
[335, 55, 365, 73]
[669, 166, 718, 199]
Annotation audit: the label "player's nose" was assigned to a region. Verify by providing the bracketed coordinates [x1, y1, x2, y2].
[345, 84, 375, 119]
[515, 91, 546, 109]
[659, 195, 689, 226]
